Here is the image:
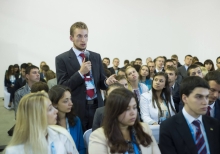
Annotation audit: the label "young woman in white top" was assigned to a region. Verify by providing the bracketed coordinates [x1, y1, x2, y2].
[140, 72, 176, 125]
[125, 66, 148, 102]
[4, 91, 78, 154]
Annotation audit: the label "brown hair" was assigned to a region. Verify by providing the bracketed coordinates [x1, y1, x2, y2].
[45, 70, 56, 81]
[103, 88, 152, 153]
[31, 82, 49, 93]
[70, 22, 88, 36]
[166, 66, 178, 76]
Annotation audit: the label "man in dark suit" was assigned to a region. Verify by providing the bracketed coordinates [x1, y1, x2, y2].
[108, 58, 120, 75]
[159, 76, 220, 154]
[204, 70, 220, 121]
[165, 66, 180, 112]
[153, 56, 165, 73]
[56, 22, 116, 131]
[177, 54, 193, 78]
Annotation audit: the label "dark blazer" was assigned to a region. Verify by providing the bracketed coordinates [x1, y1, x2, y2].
[55, 49, 107, 121]
[178, 65, 188, 78]
[172, 82, 180, 112]
[92, 106, 105, 131]
[154, 68, 165, 74]
[14, 78, 26, 92]
[159, 111, 220, 154]
[108, 67, 120, 75]
[214, 99, 220, 121]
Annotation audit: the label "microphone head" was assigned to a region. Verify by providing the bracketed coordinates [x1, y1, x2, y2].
[84, 51, 90, 61]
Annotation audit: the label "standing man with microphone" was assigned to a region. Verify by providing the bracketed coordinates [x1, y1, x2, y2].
[55, 22, 116, 131]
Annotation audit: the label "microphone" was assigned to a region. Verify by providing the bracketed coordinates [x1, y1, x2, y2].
[84, 50, 90, 62]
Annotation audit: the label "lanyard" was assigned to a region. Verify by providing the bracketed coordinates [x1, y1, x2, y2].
[138, 83, 142, 94]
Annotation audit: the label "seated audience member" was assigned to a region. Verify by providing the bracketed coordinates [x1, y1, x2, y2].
[4, 91, 78, 154]
[14, 65, 40, 115]
[39, 61, 47, 79]
[139, 65, 152, 90]
[192, 56, 199, 64]
[134, 58, 142, 66]
[200, 66, 209, 77]
[171, 58, 178, 68]
[187, 64, 203, 78]
[216, 56, 220, 70]
[159, 76, 220, 154]
[102, 57, 110, 67]
[45, 70, 57, 89]
[146, 57, 152, 65]
[204, 71, 220, 121]
[121, 59, 130, 69]
[140, 72, 176, 125]
[102, 63, 111, 77]
[27, 62, 32, 66]
[14, 63, 28, 92]
[49, 85, 85, 154]
[108, 58, 120, 75]
[171, 54, 182, 67]
[130, 61, 135, 66]
[13, 64, 20, 78]
[147, 61, 155, 79]
[4, 65, 17, 107]
[117, 68, 126, 77]
[204, 59, 215, 71]
[165, 66, 180, 112]
[125, 67, 149, 101]
[41, 65, 50, 81]
[115, 75, 128, 89]
[178, 54, 193, 78]
[154, 56, 165, 73]
[92, 83, 124, 131]
[164, 59, 182, 84]
[31, 81, 49, 93]
[89, 88, 161, 154]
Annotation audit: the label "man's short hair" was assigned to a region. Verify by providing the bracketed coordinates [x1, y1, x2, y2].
[180, 76, 209, 97]
[135, 58, 142, 61]
[124, 60, 129, 65]
[185, 54, 192, 59]
[166, 66, 178, 76]
[41, 65, 50, 72]
[187, 64, 201, 76]
[155, 56, 164, 62]
[113, 58, 119, 61]
[204, 70, 220, 84]
[70, 22, 88, 36]
[118, 68, 125, 73]
[194, 62, 204, 67]
[216, 56, 220, 63]
[115, 75, 127, 81]
[147, 61, 155, 65]
[171, 58, 177, 63]
[20, 63, 28, 69]
[171, 54, 178, 59]
[31, 81, 49, 93]
[102, 57, 110, 63]
[165, 59, 174, 66]
[25, 65, 39, 74]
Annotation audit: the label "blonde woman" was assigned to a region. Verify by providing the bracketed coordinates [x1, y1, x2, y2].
[4, 91, 78, 154]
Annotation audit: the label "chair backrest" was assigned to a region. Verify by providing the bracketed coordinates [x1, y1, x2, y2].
[83, 128, 92, 148]
[149, 125, 160, 143]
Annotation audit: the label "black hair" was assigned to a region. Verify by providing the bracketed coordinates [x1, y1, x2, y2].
[180, 76, 209, 97]
[204, 70, 220, 84]
[25, 65, 39, 74]
[20, 63, 29, 69]
[187, 64, 201, 76]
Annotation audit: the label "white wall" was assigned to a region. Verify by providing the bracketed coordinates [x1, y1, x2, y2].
[1, 0, 220, 97]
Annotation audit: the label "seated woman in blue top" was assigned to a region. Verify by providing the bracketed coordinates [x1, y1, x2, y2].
[139, 65, 152, 90]
[49, 85, 86, 154]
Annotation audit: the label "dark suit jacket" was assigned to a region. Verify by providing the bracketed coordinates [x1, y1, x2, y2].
[108, 67, 120, 75]
[214, 99, 220, 121]
[172, 82, 180, 112]
[154, 68, 165, 74]
[55, 49, 107, 120]
[178, 65, 188, 78]
[159, 111, 220, 154]
[92, 106, 105, 131]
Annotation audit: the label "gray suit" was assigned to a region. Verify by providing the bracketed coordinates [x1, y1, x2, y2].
[178, 65, 188, 78]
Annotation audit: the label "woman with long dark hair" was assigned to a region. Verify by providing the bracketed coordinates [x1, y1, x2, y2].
[139, 65, 152, 90]
[89, 88, 160, 154]
[204, 59, 215, 71]
[140, 72, 176, 125]
[48, 85, 86, 154]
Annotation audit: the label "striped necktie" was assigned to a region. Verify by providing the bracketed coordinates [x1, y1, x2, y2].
[192, 120, 207, 154]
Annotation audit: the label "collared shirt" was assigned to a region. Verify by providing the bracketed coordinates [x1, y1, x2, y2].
[209, 102, 215, 118]
[155, 67, 163, 72]
[184, 65, 188, 71]
[182, 108, 210, 154]
[72, 47, 97, 100]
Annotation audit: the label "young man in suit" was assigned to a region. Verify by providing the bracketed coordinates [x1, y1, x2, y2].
[102, 57, 110, 67]
[204, 70, 220, 121]
[159, 76, 220, 154]
[147, 61, 155, 79]
[108, 58, 120, 75]
[55, 22, 116, 131]
[187, 64, 203, 78]
[177, 54, 193, 78]
[154, 56, 165, 73]
[165, 66, 180, 112]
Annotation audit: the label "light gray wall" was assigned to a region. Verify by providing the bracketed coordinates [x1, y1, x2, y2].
[1, 0, 220, 97]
